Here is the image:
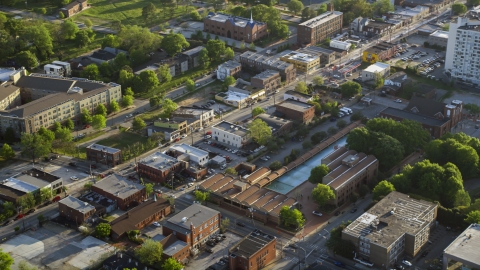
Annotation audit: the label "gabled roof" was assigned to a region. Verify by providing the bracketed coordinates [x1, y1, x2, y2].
[405, 95, 444, 118]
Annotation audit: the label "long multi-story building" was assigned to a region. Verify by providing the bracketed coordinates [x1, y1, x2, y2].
[0, 69, 122, 137]
[445, 7, 480, 87]
[297, 10, 343, 46]
[342, 191, 437, 268]
[204, 12, 268, 43]
[239, 51, 297, 84]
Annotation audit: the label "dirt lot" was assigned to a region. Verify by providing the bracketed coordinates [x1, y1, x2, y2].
[177, 81, 222, 107]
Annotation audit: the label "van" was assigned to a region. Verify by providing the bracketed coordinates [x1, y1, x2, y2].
[338, 112, 345, 117]
[340, 108, 350, 115]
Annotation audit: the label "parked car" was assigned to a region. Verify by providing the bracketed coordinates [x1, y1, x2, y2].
[152, 222, 161, 227]
[26, 208, 36, 214]
[206, 248, 214, 253]
[70, 176, 79, 181]
[350, 208, 358, 213]
[402, 260, 412, 267]
[68, 162, 77, 167]
[394, 99, 402, 103]
[312, 211, 323, 217]
[334, 261, 346, 268]
[289, 243, 299, 249]
[236, 221, 246, 227]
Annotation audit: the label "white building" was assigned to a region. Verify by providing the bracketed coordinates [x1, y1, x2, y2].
[52, 61, 72, 76]
[362, 62, 390, 82]
[44, 64, 65, 76]
[428, 30, 449, 47]
[284, 90, 313, 103]
[211, 121, 249, 148]
[169, 143, 209, 166]
[445, 9, 480, 86]
[217, 60, 241, 81]
[330, 40, 352, 51]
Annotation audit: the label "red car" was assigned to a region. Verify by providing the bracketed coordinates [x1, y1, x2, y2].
[84, 124, 91, 129]
[52, 196, 61, 202]
[14, 214, 24, 221]
[175, 138, 180, 142]
[206, 131, 212, 135]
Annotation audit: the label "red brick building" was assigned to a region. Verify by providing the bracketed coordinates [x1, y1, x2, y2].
[204, 12, 267, 43]
[86, 144, 122, 168]
[159, 234, 191, 263]
[297, 8, 343, 46]
[110, 197, 171, 239]
[58, 196, 96, 225]
[91, 174, 146, 211]
[162, 204, 221, 249]
[229, 232, 277, 270]
[251, 70, 281, 95]
[60, 0, 88, 18]
[137, 152, 185, 184]
[275, 99, 315, 124]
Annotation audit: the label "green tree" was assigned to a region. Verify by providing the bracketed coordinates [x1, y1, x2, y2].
[145, 183, 154, 196]
[55, 127, 73, 142]
[301, 7, 317, 21]
[316, 3, 327, 14]
[224, 47, 235, 60]
[465, 210, 480, 224]
[442, 24, 450, 31]
[372, 180, 395, 200]
[117, 25, 162, 54]
[16, 51, 38, 69]
[81, 108, 92, 124]
[91, 115, 107, 130]
[81, 64, 100, 80]
[38, 127, 55, 142]
[312, 76, 324, 86]
[311, 183, 335, 207]
[75, 30, 92, 47]
[225, 167, 237, 175]
[132, 117, 147, 131]
[190, 9, 203, 21]
[96, 104, 107, 116]
[162, 99, 178, 117]
[122, 95, 134, 107]
[248, 118, 272, 146]
[220, 217, 230, 233]
[102, 34, 120, 49]
[467, 0, 480, 6]
[65, 119, 75, 130]
[269, 160, 283, 170]
[222, 76, 236, 90]
[198, 48, 210, 67]
[135, 70, 159, 92]
[1, 143, 15, 160]
[371, 132, 404, 170]
[311, 131, 327, 145]
[53, 122, 62, 132]
[40, 187, 53, 202]
[374, 0, 394, 14]
[206, 39, 226, 61]
[295, 82, 308, 94]
[110, 100, 120, 114]
[279, 205, 305, 228]
[150, 96, 162, 107]
[20, 133, 51, 164]
[157, 64, 172, 83]
[185, 79, 196, 92]
[336, 119, 347, 129]
[142, 2, 157, 22]
[17, 260, 37, 270]
[373, 72, 385, 90]
[95, 223, 111, 238]
[194, 190, 210, 204]
[23, 25, 53, 61]
[308, 165, 330, 184]
[62, 19, 79, 40]
[162, 258, 183, 270]
[0, 248, 14, 270]
[287, 0, 304, 15]
[452, 3, 467, 15]
[3, 127, 15, 143]
[84, 19, 93, 28]
[340, 81, 362, 98]
[346, 127, 371, 153]
[161, 32, 190, 56]
[252, 107, 266, 117]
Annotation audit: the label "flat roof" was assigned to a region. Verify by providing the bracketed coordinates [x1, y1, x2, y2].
[229, 232, 276, 259]
[169, 143, 208, 158]
[380, 107, 450, 127]
[213, 121, 248, 137]
[219, 60, 241, 69]
[239, 51, 293, 71]
[2, 177, 40, 193]
[92, 174, 145, 199]
[182, 46, 205, 56]
[276, 99, 313, 111]
[0, 82, 19, 101]
[206, 12, 265, 27]
[0, 68, 17, 82]
[173, 106, 213, 116]
[364, 62, 390, 73]
[280, 50, 319, 63]
[443, 224, 480, 267]
[299, 11, 343, 28]
[163, 240, 188, 256]
[252, 70, 279, 80]
[0, 185, 26, 200]
[59, 196, 95, 214]
[165, 204, 219, 231]
[256, 113, 292, 131]
[430, 30, 449, 39]
[20, 168, 60, 183]
[139, 151, 180, 170]
[217, 90, 249, 102]
[285, 90, 313, 99]
[86, 144, 121, 154]
[343, 191, 437, 248]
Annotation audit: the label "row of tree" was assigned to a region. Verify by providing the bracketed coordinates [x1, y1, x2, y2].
[330, 0, 394, 24]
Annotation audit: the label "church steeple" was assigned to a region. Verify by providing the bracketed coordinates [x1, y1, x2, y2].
[250, 10, 253, 24]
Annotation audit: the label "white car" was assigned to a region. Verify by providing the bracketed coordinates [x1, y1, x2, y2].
[394, 99, 402, 103]
[181, 134, 187, 139]
[312, 211, 323, 217]
[153, 222, 161, 227]
[221, 164, 227, 169]
[205, 135, 212, 139]
[70, 176, 79, 181]
[402, 260, 412, 267]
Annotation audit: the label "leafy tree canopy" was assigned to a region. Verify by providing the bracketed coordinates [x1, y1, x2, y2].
[248, 118, 272, 145]
[308, 165, 330, 184]
[252, 107, 266, 117]
[135, 239, 163, 265]
[311, 183, 335, 206]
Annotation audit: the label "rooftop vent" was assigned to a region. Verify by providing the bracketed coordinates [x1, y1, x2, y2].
[181, 217, 188, 223]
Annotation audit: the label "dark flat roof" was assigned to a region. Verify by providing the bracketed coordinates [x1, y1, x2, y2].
[0, 185, 26, 200]
[230, 232, 276, 259]
[22, 168, 60, 183]
[380, 107, 449, 127]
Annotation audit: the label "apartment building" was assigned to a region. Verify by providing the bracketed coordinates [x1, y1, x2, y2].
[229, 232, 277, 270]
[0, 82, 21, 110]
[137, 152, 186, 183]
[217, 60, 242, 81]
[204, 12, 268, 43]
[58, 196, 96, 225]
[321, 147, 378, 206]
[0, 72, 122, 138]
[445, 8, 480, 87]
[251, 70, 281, 94]
[279, 50, 320, 73]
[211, 121, 249, 148]
[342, 191, 437, 268]
[275, 99, 315, 124]
[162, 204, 221, 249]
[168, 143, 209, 166]
[86, 144, 122, 167]
[297, 10, 343, 46]
[91, 174, 146, 211]
[239, 51, 297, 84]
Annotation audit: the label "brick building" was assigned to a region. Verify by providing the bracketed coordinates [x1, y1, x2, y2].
[217, 60, 242, 81]
[239, 51, 297, 84]
[275, 99, 315, 123]
[251, 70, 281, 94]
[137, 152, 186, 183]
[229, 232, 277, 270]
[162, 204, 221, 249]
[157, 234, 191, 263]
[362, 41, 399, 63]
[91, 174, 146, 210]
[297, 10, 343, 46]
[60, 0, 87, 18]
[86, 144, 122, 167]
[58, 196, 96, 225]
[254, 113, 293, 137]
[110, 197, 171, 239]
[204, 12, 267, 43]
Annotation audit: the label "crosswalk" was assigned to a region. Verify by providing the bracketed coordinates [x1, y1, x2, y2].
[291, 258, 299, 264]
[309, 243, 318, 250]
[316, 254, 329, 264]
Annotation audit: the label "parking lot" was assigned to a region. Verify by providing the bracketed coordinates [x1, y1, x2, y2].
[196, 140, 247, 168]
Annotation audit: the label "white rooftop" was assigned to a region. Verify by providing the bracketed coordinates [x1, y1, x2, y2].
[220, 90, 250, 102]
[2, 177, 39, 193]
[0, 68, 17, 82]
[140, 151, 180, 170]
[280, 50, 319, 63]
[86, 144, 121, 154]
[430, 30, 449, 39]
[299, 11, 343, 28]
[444, 224, 480, 267]
[170, 143, 208, 159]
[364, 62, 390, 73]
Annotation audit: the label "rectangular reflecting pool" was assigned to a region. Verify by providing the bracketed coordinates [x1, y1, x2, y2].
[266, 136, 347, 194]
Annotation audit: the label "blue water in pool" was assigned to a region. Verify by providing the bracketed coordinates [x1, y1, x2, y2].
[266, 136, 347, 194]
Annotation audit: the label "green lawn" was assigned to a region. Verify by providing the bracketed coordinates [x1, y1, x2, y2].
[74, 130, 107, 144]
[95, 132, 149, 150]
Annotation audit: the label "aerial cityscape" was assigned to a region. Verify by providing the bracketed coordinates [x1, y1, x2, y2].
[0, 0, 480, 269]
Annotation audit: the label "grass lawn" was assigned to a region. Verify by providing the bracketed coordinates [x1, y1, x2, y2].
[74, 0, 196, 27]
[75, 130, 107, 144]
[53, 32, 105, 62]
[95, 132, 149, 150]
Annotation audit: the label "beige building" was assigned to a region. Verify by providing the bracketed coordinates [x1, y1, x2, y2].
[279, 50, 320, 74]
[342, 192, 437, 268]
[0, 82, 21, 110]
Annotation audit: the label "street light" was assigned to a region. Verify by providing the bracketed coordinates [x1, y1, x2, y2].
[297, 246, 307, 270]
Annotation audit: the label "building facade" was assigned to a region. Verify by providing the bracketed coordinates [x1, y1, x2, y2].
[204, 12, 268, 43]
[239, 51, 297, 84]
[342, 192, 437, 268]
[172, 107, 214, 127]
[443, 223, 480, 270]
[362, 42, 399, 63]
[60, 0, 87, 18]
[229, 232, 277, 270]
[279, 50, 321, 73]
[275, 99, 315, 123]
[298, 10, 343, 46]
[58, 196, 96, 225]
[428, 30, 448, 47]
[169, 143, 209, 166]
[362, 62, 391, 83]
[283, 90, 313, 103]
[217, 60, 242, 81]
[137, 152, 186, 183]
[86, 144, 122, 167]
[251, 70, 281, 94]
[212, 121, 249, 148]
[0, 82, 21, 110]
[91, 175, 146, 210]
